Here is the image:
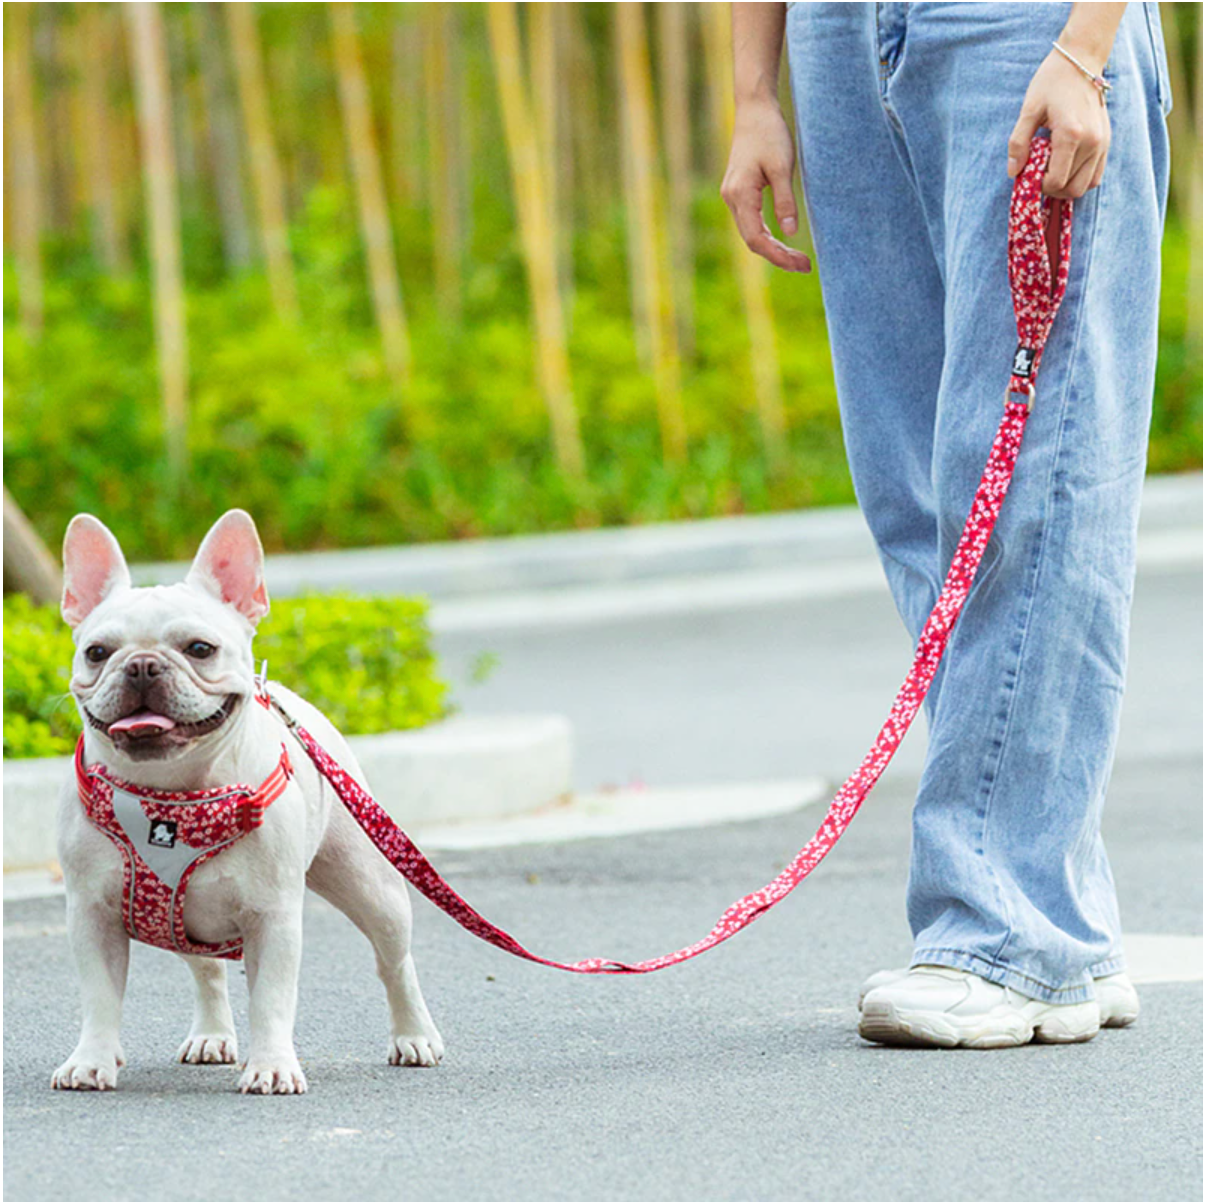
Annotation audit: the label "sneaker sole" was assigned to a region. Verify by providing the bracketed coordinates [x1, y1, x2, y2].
[858, 999, 1100, 1049]
[859, 981, 1140, 1028]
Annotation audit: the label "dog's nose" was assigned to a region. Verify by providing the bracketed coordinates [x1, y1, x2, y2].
[124, 654, 165, 681]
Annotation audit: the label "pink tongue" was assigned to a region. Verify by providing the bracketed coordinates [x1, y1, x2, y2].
[109, 711, 177, 736]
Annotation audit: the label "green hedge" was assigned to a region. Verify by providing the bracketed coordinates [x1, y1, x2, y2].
[2, 592, 450, 760]
[3, 192, 1199, 562]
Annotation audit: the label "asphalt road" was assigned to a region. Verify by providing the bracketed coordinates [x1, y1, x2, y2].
[4, 546, 1200, 1202]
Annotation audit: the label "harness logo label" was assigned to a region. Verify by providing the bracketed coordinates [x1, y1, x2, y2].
[1012, 345, 1037, 377]
[148, 819, 178, 849]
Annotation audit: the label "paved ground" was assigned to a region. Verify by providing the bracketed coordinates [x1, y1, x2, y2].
[4, 498, 1200, 1202]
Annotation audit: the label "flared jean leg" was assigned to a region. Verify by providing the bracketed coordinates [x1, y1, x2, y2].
[788, 2, 1170, 1002]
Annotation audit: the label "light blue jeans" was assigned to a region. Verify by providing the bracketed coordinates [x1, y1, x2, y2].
[786, 2, 1171, 1003]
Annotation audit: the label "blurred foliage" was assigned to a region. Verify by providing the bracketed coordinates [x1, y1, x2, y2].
[1, 3, 1200, 561]
[4, 199, 1197, 561]
[3, 591, 449, 758]
[3, 593, 77, 759]
[3, 190, 857, 560]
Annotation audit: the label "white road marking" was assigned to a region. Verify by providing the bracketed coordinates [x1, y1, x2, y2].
[1122, 933, 1203, 984]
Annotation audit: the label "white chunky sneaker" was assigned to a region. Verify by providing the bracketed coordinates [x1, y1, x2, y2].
[858, 965, 1140, 1027]
[858, 966, 1101, 1048]
[1094, 972, 1141, 1027]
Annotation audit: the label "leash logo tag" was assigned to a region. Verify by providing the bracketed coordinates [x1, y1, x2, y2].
[148, 819, 178, 849]
[1012, 345, 1037, 377]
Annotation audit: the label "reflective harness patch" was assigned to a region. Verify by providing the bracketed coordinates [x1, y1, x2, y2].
[74, 740, 292, 959]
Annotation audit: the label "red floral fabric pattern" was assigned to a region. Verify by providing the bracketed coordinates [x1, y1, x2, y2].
[75, 740, 291, 959]
[1008, 137, 1073, 395]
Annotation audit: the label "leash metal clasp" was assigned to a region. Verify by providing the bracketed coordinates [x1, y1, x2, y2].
[253, 660, 299, 729]
[1005, 382, 1036, 413]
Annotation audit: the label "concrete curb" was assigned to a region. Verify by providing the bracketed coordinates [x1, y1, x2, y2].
[3, 776, 831, 901]
[129, 473, 1201, 602]
[2, 714, 572, 872]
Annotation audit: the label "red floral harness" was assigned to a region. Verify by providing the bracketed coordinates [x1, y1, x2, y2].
[74, 737, 292, 959]
[77, 140, 1070, 973]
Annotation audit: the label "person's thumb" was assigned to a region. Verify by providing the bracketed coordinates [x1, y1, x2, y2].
[1007, 102, 1044, 178]
[767, 164, 799, 237]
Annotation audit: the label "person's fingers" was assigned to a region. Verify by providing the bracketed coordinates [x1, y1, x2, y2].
[724, 178, 810, 271]
[1060, 155, 1098, 199]
[766, 162, 799, 237]
[1007, 102, 1044, 177]
[724, 179, 766, 245]
[751, 228, 812, 272]
[1044, 122, 1105, 197]
[1088, 146, 1109, 191]
[1043, 124, 1083, 193]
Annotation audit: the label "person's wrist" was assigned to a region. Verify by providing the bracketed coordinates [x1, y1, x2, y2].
[734, 87, 781, 115]
[1055, 23, 1115, 76]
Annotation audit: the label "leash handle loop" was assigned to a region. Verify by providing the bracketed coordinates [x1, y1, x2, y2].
[1007, 137, 1073, 398]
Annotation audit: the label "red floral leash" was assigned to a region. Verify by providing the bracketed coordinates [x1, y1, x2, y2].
[271, 139, 1072, 974]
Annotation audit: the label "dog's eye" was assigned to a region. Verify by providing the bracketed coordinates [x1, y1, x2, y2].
[84, 645, 110, 665]
[184, 641, 217, 660]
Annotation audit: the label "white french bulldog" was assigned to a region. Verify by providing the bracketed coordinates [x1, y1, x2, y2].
[52, 510, 444, 1094]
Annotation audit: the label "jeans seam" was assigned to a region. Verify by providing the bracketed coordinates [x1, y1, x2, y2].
[978, 188, 1106, 972]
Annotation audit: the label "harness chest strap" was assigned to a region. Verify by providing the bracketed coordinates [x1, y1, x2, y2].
[267, 138, 1074, 975]
[75, 738, 293, 959]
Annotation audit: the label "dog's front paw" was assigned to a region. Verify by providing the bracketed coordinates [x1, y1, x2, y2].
[389, 1028, 444, 1068]
[178, 1031, 239, 1065]
[51, 1044, 126, 1091]
[238, 1053, 307, 1095]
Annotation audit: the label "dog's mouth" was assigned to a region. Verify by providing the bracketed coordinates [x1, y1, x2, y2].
[86, 694, 241, 745]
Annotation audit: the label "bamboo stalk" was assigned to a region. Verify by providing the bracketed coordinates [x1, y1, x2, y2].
[125, 1, 189, 477]
[1160, 3, 1202, 346]
[423, 5, 462, 323]
[529, 3, 571, 302]
[390, 17, 423, 208]
[39, 7, 77, 235]
[702, 2, 788, 472]
[657, 2, 696, 361]
[529, 4, 556, 218]
[486, 1, 584, 477]
[617, 50, 651, 370]
[329, 0, 412, 385]
[78, 4, 130, 273]
[166, 10, 199, 200]
[226, 1, 299, 322]
[616, 2, 687, 463]
[6, 2, 44, 335]
[192, 2, 253, 271]
[3, 488, 63, 606]
[566, 4, 606, 232]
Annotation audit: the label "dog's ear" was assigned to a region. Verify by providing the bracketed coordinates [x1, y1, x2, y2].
[185, 510, 270, 626]
[62, 515, 133, 629]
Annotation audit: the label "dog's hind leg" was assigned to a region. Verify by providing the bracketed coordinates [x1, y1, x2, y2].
[307, 808, 445, 1067]
[176, 955, 239, 1064]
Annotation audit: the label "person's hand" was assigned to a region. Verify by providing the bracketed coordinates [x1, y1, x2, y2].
[1008, 45, 1112, 198]
[721, 98, 811, 273]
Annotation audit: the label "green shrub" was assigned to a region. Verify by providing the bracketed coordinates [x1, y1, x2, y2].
[2, 592, 450, 760]
[3, 188, 1199, 562]
[3, 594, 78, 759]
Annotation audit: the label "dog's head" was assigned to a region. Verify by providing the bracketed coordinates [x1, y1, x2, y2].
[62, 510, 269, 767]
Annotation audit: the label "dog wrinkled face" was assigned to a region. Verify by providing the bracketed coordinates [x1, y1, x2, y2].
[62, 511, 270, 764]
